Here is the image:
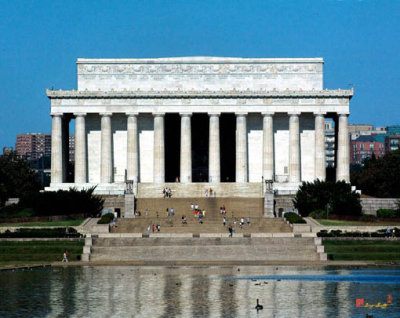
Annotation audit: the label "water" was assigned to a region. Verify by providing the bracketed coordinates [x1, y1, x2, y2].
[0, 266, 399, 317]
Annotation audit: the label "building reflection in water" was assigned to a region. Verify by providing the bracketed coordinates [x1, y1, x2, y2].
[1, 266, 400, 317]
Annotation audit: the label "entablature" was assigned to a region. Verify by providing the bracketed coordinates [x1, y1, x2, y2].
[47, 88, 353, 99]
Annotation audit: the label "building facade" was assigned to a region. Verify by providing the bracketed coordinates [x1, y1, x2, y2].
[46, 57, 351, 195]
[15, 133, 52, 160]
[350, 135, 385, 165]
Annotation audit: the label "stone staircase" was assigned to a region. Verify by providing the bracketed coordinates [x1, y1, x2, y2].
[88, 236, 324, 262]
[135, 197, 264, 219]
[112, 217, 291, 234]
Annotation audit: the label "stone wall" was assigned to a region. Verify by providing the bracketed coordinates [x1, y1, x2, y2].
[275, 195, 295, 217]
[361, 198, 398, 215]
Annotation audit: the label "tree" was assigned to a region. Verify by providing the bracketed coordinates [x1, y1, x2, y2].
[0, 152, 41, 207]
[351, 149, 400, 198]
[293, 179, 362, 217]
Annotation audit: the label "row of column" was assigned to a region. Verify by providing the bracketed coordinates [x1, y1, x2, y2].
[50, 112, 350, 184]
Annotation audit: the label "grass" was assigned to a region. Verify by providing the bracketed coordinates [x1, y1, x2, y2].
[0, 219, 85, 227]
[0, 240, 84, 266]
[323, 239, 400, 262]
[316, 219, 400, 226]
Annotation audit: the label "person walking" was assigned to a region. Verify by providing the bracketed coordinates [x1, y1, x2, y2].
[228, 226, 233, 238]
[190, 203, 194, 211]
[62, 250, 68, 262]
[247, 217, 250, 226]
[223, 217, 226, 226]
[147, 225, 151, 234]
[145, 209, 149, 216]
[171, 208, 174, 217]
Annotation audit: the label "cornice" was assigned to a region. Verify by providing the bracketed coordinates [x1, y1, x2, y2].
[47, 88, 353, 99]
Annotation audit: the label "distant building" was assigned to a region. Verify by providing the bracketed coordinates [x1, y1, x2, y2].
[349, 124, 387, 140]
[324, 120, 335, 167]
[2, 147, 13, 155]
[387, 125, 400, 135]
[350, 135, 385, 165]
[15, 133, 74, 162]
[385, 134, 400, 152]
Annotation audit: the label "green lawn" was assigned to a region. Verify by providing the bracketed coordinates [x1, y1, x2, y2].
[316, 219, 400, 226]
[323, 239, 400, 262]
[0, 218, 85, 227]
[0, 240, 84, 266]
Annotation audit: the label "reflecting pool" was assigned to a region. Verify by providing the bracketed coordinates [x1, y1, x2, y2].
[0, 266, 399, 317]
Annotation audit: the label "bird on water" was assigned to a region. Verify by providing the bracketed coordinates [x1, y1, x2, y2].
[255, 299, 263, 310]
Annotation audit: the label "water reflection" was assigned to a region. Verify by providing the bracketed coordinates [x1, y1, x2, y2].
[0, 266, 399, 317]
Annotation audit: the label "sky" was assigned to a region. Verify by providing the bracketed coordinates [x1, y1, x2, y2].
[0, 0, 399, 148]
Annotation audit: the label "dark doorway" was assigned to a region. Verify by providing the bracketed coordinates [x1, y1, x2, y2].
[192, 113, 209, 182]
[165, 113, 180, 182]
[220, 113, 236, 182]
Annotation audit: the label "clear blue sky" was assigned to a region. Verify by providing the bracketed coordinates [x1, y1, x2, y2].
[1, 0, 399, 148]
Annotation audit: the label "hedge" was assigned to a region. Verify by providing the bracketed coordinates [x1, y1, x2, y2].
[284, 212, 306, 224]
[0, 228, 82, 238]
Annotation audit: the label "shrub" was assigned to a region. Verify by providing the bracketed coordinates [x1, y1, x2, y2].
[98, 213, 114, 224]
[17, 187, 104, 217]
[309, 209, 326, 219]
[0, 228, 81, 238]
[284, 212, 306, 224]
[377, 209, 399, 218]
[293, 180, 362, 217]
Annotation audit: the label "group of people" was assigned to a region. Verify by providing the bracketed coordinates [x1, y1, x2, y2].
[165, 208, 175, 217]
[191, 202, 206, 224]
[162, 188, 172, 198]
[219, 206, 227, 214]
[386, 226, 397, 238]
[148, 224, 161, 233]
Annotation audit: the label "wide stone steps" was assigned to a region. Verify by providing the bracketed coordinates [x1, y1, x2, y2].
[135, 197, 264, 219]
[93, 237, 315, 247]
[89, 237, 320, 262]
[112, 217, 291, 234]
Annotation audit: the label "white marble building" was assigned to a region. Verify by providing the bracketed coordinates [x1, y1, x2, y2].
[47, 57, 351, 195]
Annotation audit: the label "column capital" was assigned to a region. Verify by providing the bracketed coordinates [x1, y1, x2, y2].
[313, 112, 327, 116]
[208, 112, 220, 116]
[179, 112, 193, 117]
[235, 112, 248, 116]
[337, 112, 350, 116]
[50, 112, 63, 117]
[262, 111, 275, 116]
[100, 112, 113, 117]
[74, 112, 87, 117]
[288, 111, 301, 116]
[153, 112, 165, 117]
[126, 112, 139, 117]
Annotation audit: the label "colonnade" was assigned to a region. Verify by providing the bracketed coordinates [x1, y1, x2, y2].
[50, 111, 350, 185]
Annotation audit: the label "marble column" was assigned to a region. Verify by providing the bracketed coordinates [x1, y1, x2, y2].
[208, 113, 220, 183]
[100, 113, 113, 183]
[262, 112, 274, 181]
[235, 113, 248, 182]
[180, 113, 192, 183]
[74, 113, 87, 183]
[337, 113, 350, 182]
[51, 113, 63, 184]
[153, 113, 165, 183]
[289, 112, 301, 183]
[314, 112, 326, 180]
[126, 113, 139, 183]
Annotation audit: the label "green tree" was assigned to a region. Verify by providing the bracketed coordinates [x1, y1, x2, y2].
[351, 149, 400, 198]
[0, 152, 41, 206]
[293, 179, 362, 217]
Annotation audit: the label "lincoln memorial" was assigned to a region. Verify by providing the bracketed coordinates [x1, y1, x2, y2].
[46, 57, 351, 210]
